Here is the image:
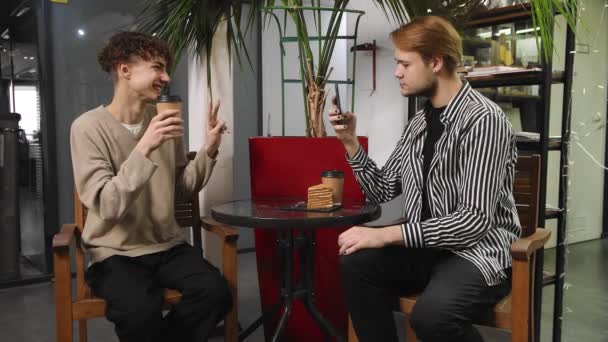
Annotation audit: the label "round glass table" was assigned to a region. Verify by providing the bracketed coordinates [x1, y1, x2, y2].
[211, 198, 381, 342]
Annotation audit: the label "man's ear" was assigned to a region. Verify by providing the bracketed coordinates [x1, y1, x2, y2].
[431, 55, 444, 73]
[116, 62, 131, 80]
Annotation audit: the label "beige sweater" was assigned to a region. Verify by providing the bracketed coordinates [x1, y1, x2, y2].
[70, 105, 216, 264]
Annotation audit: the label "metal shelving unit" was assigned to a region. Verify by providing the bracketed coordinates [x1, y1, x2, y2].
[468, 5, 575, 341]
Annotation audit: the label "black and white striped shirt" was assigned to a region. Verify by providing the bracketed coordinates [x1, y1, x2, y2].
[348, 82, 521, 286]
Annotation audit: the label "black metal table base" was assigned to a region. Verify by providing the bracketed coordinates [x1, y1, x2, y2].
[239, 229, 346, 342]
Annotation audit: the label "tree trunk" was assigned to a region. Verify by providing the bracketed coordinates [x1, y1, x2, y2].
[306, 82, 327, 137]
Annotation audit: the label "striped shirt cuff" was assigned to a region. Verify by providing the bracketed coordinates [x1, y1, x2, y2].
[346, 145, 368, 171]
[401, 223, 425, 248]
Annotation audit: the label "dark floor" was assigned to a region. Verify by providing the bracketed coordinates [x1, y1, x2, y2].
[0, 187, 49, 288]
[539, 238, 608, 342]
[0, 239, 606, 342]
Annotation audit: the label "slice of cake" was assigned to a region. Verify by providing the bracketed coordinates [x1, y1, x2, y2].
[307, 184, 334, 209]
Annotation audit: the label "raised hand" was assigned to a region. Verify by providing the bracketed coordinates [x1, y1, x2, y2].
[204, 100, 227, 158]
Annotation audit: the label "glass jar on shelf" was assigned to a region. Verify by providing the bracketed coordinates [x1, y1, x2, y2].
[462, 16, 541, 69]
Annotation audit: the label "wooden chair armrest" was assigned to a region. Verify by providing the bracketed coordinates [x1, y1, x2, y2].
[511, 228, 551, 261]
[201, 216, 240, 341]
[54, 224, 77, 341]
[200, 217, 239, 242]
[53, 224, 78, 249]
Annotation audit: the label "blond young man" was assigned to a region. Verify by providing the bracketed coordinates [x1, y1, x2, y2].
[330, 17, 520, 342]
[70, 32, 230, 342]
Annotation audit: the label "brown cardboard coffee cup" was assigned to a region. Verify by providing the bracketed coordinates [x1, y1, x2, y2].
[321, 170, 345, 205]
[156, 94, 182, 117]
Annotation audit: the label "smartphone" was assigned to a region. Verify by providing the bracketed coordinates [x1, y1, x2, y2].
[334, 83, 342, 113]
[334, 83, 344, 125]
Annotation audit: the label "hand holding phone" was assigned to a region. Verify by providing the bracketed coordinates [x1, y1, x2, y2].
[330, 84, 358, 155]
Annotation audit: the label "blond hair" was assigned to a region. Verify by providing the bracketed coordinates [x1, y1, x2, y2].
[390, 16, 462, 73]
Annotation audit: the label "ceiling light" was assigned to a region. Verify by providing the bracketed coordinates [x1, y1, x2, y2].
[494, 28, 512, 36]
[516, 27, 540, 34]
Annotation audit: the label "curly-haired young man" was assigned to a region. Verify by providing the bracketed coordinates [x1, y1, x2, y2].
[70, 31, 231, 342]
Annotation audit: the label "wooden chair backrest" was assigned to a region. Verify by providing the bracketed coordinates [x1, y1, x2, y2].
[73, 152, 202, 299]
[513, 155, 541, 237]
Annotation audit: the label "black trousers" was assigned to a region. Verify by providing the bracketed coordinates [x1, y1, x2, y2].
[340, 246, 511, 342]
[85, 243, 232, 342]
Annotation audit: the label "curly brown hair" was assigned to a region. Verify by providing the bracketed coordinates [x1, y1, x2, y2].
[97, 31, 173, 74]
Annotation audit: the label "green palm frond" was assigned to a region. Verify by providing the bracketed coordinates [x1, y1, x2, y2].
[530, 0, 581, 63]
[134, 0, 260, 98]
[371, 0, 410, 23]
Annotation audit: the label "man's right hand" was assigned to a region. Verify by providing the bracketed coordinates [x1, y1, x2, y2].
[328, 96, 360, 157]
[136, 110, 184, 157]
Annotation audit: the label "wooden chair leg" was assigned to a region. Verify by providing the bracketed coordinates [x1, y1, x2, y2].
[511, 257, 533, 342]
[54, 250, 73, 342]
[223, 238, 238, 342]
[348, 316, 359, 342]
[79, 320, 88, 342]
[405, 315, 417, 342]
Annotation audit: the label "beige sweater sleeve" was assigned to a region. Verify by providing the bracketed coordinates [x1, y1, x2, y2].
[71, 120, 157, 223]
[174, 138, 217, 200]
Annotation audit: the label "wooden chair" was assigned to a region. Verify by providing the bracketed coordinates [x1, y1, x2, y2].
[53, 152, 239, 342]
[348, 154, 551, 342]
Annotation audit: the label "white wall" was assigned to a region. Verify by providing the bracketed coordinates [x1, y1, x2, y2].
[563, 1, 608, 244]
[187, 13, 262, 252]
[346, 0, 408, 167]
[188, 21, 234, 263]
[544, 4, 608, 247]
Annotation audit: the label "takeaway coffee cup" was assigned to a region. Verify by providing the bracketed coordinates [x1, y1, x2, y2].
[156, 94, 182, 117]
[321, 170, 345, 205]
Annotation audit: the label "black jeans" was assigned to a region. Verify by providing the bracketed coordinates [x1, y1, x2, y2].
[85, 243, 232, 342]
[339, 246, 511, 342]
